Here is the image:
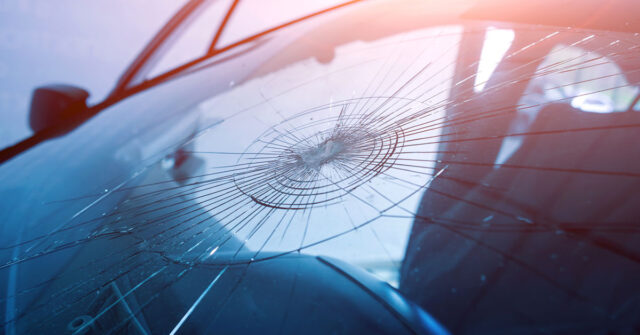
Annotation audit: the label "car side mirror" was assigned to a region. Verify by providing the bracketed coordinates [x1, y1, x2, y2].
[29, 84, 90, 137]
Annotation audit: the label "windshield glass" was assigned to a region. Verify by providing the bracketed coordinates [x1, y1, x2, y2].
[2, 0, 640, 334]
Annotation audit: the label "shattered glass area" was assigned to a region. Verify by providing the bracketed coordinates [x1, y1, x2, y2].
[1, 3, 640, 333]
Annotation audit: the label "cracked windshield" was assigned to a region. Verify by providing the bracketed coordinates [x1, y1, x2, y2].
[1, 0, 640, 334]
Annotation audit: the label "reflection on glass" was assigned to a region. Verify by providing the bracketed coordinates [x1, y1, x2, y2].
[474, 27, 515, 92]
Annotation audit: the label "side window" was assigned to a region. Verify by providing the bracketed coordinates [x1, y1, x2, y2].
[494, 42, 639, 164]
[215, 0, 347, 48]
[146, 0, 233, 79]
[145, 0, 353, 80]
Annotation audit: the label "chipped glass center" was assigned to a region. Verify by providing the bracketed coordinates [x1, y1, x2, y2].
[297, 139, 345, 170]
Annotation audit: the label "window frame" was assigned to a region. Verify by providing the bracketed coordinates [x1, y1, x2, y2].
[108, 0, 363, 101]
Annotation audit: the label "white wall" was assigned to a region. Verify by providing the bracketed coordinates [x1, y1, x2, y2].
[0, 0, 184, 147]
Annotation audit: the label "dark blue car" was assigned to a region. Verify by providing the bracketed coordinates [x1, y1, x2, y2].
[1, 0, 640, 333]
